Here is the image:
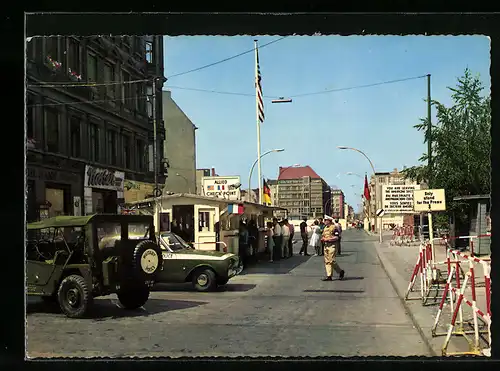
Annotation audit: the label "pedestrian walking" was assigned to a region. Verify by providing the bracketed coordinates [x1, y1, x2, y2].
[321, 218, 345, 281]
[309, 220, 321, 256]
[272, 218, 282, 260]
[334, 218, 343, 255]
[266, 221, 275, 262]
[318, 218, 325, 256]
[247, 219, 259, 262]
[281, 219, 290, 258]
[286, 219, 294, 257]
[299, 217, 309, 255]
[239, 220, 249, 266]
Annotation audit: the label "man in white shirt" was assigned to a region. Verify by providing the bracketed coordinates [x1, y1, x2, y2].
[281, 219, 290, 258]
[272, 218, 283, 260]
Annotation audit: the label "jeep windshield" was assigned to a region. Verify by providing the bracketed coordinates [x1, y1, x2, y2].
[159, 232, 192, 251]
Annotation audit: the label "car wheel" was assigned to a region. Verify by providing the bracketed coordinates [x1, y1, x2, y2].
[192, 268, 217, 292]
[132, 240, 163, 279]
[57, 275, 93, 318]
[217, 277, 229, 286]
[117, 284, 150, 310]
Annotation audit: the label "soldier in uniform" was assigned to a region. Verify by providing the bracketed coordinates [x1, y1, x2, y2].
[321, 218, 345, 281]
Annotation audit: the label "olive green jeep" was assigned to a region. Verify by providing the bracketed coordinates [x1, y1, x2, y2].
[26, 214, 163, 318]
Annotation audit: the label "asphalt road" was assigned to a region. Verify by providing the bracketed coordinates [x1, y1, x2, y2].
[26, 229, 432, 358]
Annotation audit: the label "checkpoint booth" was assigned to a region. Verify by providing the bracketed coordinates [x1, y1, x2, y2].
[123, 193, 287, 256]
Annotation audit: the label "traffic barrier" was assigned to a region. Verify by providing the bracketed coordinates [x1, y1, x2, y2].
[431, 248, 491, 356]
[404, 240, 456, 306]
[390, 225, 418, 247]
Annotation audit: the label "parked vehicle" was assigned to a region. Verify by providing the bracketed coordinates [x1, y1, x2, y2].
[26, 214, 163, 318]
[157, 232, 242, 292]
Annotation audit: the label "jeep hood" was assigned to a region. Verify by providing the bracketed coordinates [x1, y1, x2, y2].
[179, 249, 235, 259]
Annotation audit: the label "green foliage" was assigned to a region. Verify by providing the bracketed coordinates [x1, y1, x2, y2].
[402, 68, 491, 225]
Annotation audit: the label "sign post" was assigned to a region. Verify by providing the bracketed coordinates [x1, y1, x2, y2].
[413, 188, 446, 272]
[376, 208, 385, 243]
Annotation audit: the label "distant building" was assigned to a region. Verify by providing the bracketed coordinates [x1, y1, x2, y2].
[163, 90, 197, 194]
[277, 165, 330, 220]
[330, 187, 345, 219]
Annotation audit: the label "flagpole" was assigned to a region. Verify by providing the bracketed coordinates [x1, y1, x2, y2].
[254, 39, 263, 205]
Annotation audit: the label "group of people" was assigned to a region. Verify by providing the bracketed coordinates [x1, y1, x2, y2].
[265, 218, 295, 262]
[299, 217, 345, 281]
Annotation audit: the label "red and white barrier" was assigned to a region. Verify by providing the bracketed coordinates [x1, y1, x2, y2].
[390, 225, 417, 246]
[431, 248, 491, 356]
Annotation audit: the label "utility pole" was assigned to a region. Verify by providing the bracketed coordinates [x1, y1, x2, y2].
[427, 73, 432, 188]
[152, 76, 158, 196]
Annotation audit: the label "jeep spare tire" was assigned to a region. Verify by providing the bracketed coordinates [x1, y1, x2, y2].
[132, 240, 163, 279]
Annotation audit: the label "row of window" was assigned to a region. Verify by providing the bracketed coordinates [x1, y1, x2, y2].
[28, 37, 154, 116]
[27, 96, 148, 172]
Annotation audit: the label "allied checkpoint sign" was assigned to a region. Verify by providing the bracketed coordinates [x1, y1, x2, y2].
[413, 189, 446, 212]
[202, 176, 241, 201]
[382, 184, 421, 213]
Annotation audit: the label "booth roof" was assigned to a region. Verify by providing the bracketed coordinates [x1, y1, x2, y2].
[127, 193, 287, 211]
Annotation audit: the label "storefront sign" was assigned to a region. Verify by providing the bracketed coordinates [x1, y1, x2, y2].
[84, 165, 124, 191]
[124, 180, 155, 203]
[202, 176, 241, 200]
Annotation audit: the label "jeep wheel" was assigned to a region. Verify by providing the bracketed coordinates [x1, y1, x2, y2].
[57, 275, 92, 318]
[132, 240, 163, 279]
[117, 285, 150, 310]
[192, 268, 217, 292]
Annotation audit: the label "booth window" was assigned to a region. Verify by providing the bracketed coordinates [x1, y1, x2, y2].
[198, 211, 211, 232]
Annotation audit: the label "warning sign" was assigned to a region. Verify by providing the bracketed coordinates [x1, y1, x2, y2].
[413, 189, 446, 212]
[382, 184, 420, 213]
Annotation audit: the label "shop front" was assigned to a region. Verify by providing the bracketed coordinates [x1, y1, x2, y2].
[26, 161, 83, 222]
[83, 165, 125, 215]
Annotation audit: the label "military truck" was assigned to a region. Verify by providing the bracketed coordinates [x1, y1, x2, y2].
[26, 214, 163, 318]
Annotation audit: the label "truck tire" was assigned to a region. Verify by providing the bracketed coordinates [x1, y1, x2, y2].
[57, 275, 93, 318]
[132, 240, 163, 279]
[192, 268, 217, 292]
[117, 284, 150, 310]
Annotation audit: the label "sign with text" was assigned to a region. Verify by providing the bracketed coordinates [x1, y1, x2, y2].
[202, 176, 241, 201]
[382, 184, 421, 213]
[413, 189, 446, 212]
[84, 165, 124, 191]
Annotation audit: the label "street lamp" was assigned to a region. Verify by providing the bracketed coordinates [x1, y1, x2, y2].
[248, 148, 285, 202]
[346, 171, 363, 179]
[337, 145, 381, 243]
[175, 173, 191, 194]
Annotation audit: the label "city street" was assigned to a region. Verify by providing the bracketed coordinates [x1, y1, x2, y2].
[26, 229, 432, 358]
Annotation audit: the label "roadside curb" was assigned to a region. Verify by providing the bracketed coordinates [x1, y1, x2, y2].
[366, 230, 437, 357]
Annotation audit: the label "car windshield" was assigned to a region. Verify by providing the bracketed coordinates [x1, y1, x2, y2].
[160, 233, 191, 251]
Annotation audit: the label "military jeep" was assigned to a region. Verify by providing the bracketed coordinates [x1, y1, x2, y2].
[26, 214, 163, 318]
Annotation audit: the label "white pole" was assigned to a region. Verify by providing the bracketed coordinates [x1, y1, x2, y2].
[254, 40, 263, 205]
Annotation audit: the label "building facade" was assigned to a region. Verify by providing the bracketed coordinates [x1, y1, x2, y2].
[330, 187, 345, 219]
[26, 36, 165, 221]
[368, 168, 420, 229]
[277, 165, 330, 220]
[162, 90, 197, 194]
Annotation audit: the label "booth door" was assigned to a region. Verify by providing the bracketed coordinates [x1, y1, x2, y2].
[194, 205, 217, 251]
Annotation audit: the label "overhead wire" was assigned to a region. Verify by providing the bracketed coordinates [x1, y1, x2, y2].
[28, 78, 151, 88]
[166, 36, 288, 79]
[27, 75, 428, 108]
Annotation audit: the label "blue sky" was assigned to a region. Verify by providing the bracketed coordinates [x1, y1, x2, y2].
[163, 36, 490, 210]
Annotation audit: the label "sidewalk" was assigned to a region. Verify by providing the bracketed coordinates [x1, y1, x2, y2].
[370, 230, 491, 357]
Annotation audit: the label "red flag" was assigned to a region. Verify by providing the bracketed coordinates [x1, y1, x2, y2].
[364, 174, 371, 201]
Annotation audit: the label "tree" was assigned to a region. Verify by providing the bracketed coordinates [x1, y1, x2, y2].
[402, 68, 491, 226]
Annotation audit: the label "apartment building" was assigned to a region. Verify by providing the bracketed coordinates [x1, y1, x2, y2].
[277, 165, 331, 220]
[330, 187, 345, 219]
[26, 36, 165, 221]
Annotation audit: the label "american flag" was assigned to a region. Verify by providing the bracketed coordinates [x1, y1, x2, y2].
[255, 45, 265, 123]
